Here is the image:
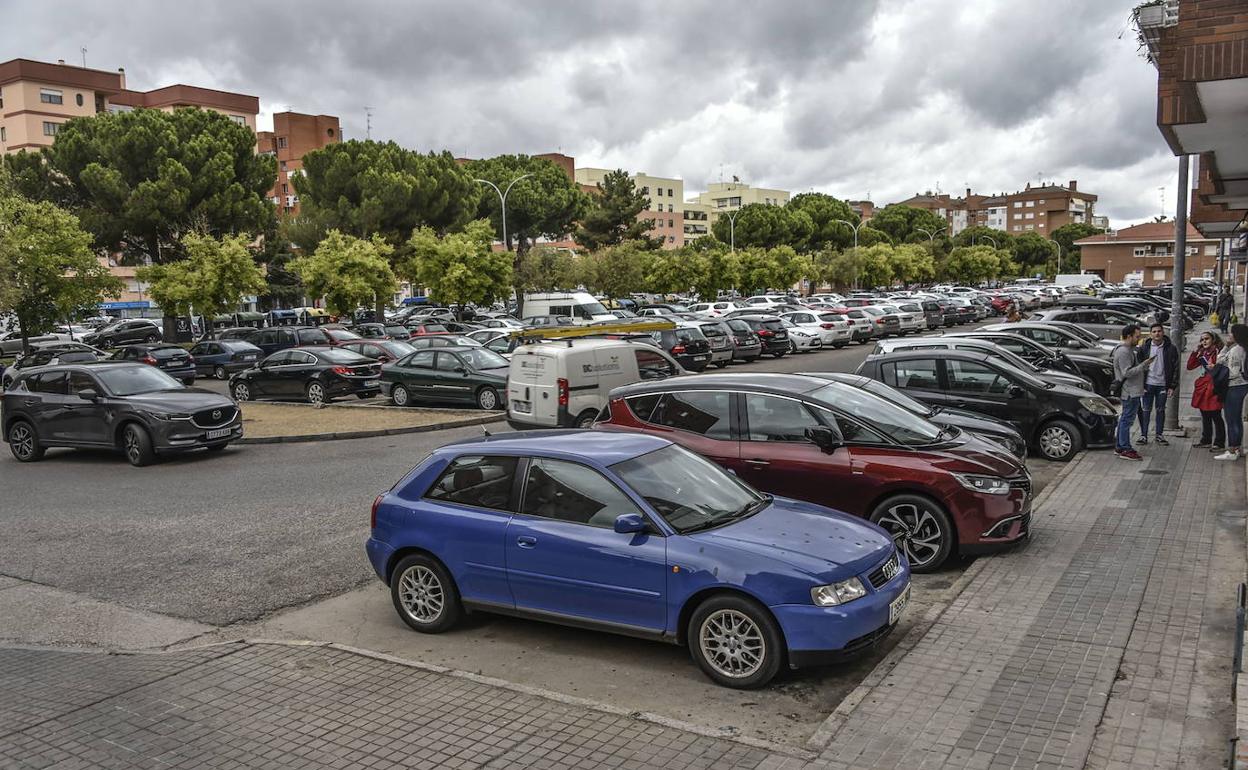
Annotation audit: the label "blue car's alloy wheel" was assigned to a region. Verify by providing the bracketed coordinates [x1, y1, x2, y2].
[699, 609, 765, 679]
[390, 554, 462, 633]
[398, 566, 444, 623]
[688, 595, 784, 689]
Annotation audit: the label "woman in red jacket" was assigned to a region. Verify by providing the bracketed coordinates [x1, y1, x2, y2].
[1190, 331, 1225, 449]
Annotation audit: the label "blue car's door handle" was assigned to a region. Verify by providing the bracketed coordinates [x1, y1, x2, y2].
[516, 536, 537, 548]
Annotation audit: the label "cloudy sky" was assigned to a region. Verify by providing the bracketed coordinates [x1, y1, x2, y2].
[7, 0, 1176, 225]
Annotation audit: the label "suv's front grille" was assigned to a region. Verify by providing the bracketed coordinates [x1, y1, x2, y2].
[867, 551, 901, 589]
[191, 406, 239, 429]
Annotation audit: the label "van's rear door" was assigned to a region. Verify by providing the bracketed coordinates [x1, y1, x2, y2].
[507, 347, 559, 425]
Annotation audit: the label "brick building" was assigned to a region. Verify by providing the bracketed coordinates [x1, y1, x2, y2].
[895, 182, 1098, 238]
[1074, 221, 1219, 284]
[574, 167, 685, 249]
[255, 112, 341, 215]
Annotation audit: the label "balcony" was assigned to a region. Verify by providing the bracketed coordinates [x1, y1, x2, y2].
[1133, 0, 1178, 65]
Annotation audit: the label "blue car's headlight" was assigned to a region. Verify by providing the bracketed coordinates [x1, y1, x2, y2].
[952, 473, 1010, 495]
[811, 577, 867, 607]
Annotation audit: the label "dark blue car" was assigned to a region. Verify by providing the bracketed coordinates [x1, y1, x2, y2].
[188, 339, 263, 380]
[366, 431, 911, 688]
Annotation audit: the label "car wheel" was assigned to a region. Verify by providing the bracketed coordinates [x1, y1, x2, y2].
[745, 356, 760, 363]
[213, 365, 227, 380]
[145, 334, 159, 343]
[306, 381, 327, 405]
[833, 342, 847, 349]
[121, 423, 156, 467]
[688, 595, 784, 689]
[392, 385, 411, 407]
[232, 382, 252, 402]
[857, 338, 869, 345]
[789, 340, 798, 353]
[574, 409, 598, 428]
[870, 495, 954, 573]
[1037, 419, 1082, 462]
[7, 420, 44, 462]
[390, 554, 462, 633]
[181, 378, 195, 386]
[714, 361, 730, 369]
[102, 337, 114, 348]
[475, 386, 501, 411]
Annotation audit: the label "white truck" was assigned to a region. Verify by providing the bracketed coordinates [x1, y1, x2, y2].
[1054, 273, 1104, 290]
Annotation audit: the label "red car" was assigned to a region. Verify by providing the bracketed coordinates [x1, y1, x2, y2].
[593, 373, 1032, 572]
[407, 322, 451, 336]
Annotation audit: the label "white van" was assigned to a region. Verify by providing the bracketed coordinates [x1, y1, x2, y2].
[522, 292, 618, 325]
[506, 338, 684, 429]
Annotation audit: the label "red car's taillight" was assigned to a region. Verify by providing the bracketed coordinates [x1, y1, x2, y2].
[371, 494, 383, 529]
[331, 365, 352, 375]
[758, 329, 774, 337]
[671, 344, 686, 355]
[142, 355, 157, 365]
[557, 377, 569, 407]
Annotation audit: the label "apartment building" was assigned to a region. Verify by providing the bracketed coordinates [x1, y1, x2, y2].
[848, 199, 875, 222]
[683, 180, 791, 241]
[1075, 221, 1219, 284]
[1136, 0, 1248, 241]
[895, 181, 1098, 238]
[897, 189, 991, 236]
[574, 167, 685, 248]
[0, 58, 259, 155]
[256, 112, 341, 215]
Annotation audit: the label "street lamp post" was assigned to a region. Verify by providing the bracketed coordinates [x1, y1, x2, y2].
[915, 225, 947, 243]
[833, 219, 863, 250]
[724, 208, 743, 252]
[972, 234, 998, 249]
[474, 174, 532, 252]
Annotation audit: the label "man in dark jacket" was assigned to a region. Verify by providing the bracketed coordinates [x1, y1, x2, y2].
[1137, 323, 1179, 445]
[1217, 286, 1234, 333]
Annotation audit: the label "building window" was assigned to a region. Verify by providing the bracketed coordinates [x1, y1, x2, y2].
[229, 115, 245, 124]
[0, 88, 4, 109]
[640, 186, 649, 195]
[667, 204, 673, 212]
[655, 187, 663, 197]
[668, 219, 674, 227]
[277, 136, 287, 149]
[327, 127, 335, 137]
[1037, 223, 1044, 228]
[74, 93, 83, 107]
[282, 183, 289, 194]
[280, 161, 287, 171]
[1013, 225, 1022, 231]
[1025, 213, 1033, 219]
[42, 121, 61, 136]
[40, 88, 63, 104]
[1013, 202, 1022, 208]
[1206, 245, 1218, 256]
[0, 126, 5, 143]
[1038, 199, 1045, 204]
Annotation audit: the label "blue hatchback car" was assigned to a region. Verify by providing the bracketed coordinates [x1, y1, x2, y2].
[366, 431, 911, 688]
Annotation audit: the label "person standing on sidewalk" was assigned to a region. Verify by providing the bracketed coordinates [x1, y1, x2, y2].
[1136, 323, 1179, 446]
[1189, 330, 1226, 450]
[1217, 285, 1234, 333]
[1216, 323, 1248, 460]
[1114, 324, 1153, 461]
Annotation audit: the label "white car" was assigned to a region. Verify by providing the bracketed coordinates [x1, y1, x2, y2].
[881, 305, 924, 335]
[689, 301, 748, 317]
[744, 295, 790, 308]
[780, 311, 852, 349]
[779, 319, 824, 352]
[478, 317, 524, 329]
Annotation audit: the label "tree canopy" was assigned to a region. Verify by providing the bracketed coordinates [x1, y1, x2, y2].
[573, 169, 660, 251]
[942, 245, 1015, 284]
[1051, 222, 1105, 270]
[136, 232, 266, 319]
[579, 241, 651, 299]
[711, 203, 813, 250]
[4, 107, 275, 266]
[405, 220, 512, 309]
[869, 204, 949, 245]
[786, 193, 860, 251]
[288, 231, 397, 316]
[1012, 231, 1058, 274]
[515, 246, 581, 293]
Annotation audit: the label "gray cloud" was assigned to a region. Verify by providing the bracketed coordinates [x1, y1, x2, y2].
[3, 0, 1169, 224]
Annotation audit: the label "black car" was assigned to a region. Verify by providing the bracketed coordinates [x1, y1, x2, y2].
[722, 318, 764, 362]
[113, 343, 197, 385]
[732, 315, 790, 358]
[244, 325, 336, 356]
[945, 331, 1116, 397]
[802, 372, 1029, 459]
[981, 322, 1113, 359]
[203, 326, 261, 341]
[648, 326, 712, 371]
[854, 349, 1117, 462]
[355, 323, 413, 341]
[187, 339, 264, 380]
[3, 342, 108, 389]
[83, 319, 163, 348]
[229, 347, 381, 405]
[2, 362, 241, 466]
[338, 339, 418, 364]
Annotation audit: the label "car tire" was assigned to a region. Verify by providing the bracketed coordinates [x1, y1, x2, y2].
[688, 594, 785, 689]
[1036, 419, 1083, 462]
[574, 409, 598, 428]
[121, 423, 156, 467]
[869, 495, 954, 573]
[714, 361, 730, 369]
[213, 365, 227, 380]
[181, 378, 194, 386]
[833, 342, 847, 349]
[772, 351, 786, 359]
[7, 419, 45, 462]
[145, 334, 159, 343]
[232, 382, 252, 401]
[475, 386, 501, 411]
[306, 381, 327, 405]
[392, 385, 411, 407]
[390, 553, 462, 633]
[102, 337, 114, 348]
[745, 356, 760, 363]
[857, 338, 869, 345]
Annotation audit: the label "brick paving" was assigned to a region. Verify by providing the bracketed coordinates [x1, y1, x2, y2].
[0, 386, 1242, 769]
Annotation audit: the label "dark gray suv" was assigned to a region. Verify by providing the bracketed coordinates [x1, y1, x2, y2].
[3, 362, 242, 466]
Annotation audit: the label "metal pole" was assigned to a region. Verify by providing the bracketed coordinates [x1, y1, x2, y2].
[1165, 154, 1189, 435]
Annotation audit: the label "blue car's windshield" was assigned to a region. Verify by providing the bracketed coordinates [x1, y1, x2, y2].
[612, 445, 767, 534]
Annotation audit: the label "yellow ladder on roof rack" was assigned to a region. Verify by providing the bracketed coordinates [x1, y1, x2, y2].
[507, 320, 676, 342]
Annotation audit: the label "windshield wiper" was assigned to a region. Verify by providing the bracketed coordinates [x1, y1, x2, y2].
[681, 495, 771, 534]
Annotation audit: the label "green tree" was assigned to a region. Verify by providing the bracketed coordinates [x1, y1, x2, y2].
[0, 191, 122, 353]
[465, 155, 588, 317]
[405, 220, 512, 310]
[645, 250, 708, 296]
[573, 169, 661, 251]
[1012, 231, 1057, 274]
[579, 241, 650, 299]
[869, 204, 949, 245]
[854, 244, 896, 288]
[1051, 222, 1104, 270]
[136, 232, 266, 319]
[5, 108, 275, 266]
[288, 230, 398, 316]
[892, 243, 937, 284]
[514, 246, 581, 293]
[857, 225, 892, 248]
[786, 193, 859, 251]
[693, 246, 740, 301]
[710, 203, 812, 250]
[942, 245, 1012, 284]
[952, 225, 1014, 251]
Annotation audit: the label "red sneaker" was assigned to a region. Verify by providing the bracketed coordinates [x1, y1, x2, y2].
[1115, 449, 1143, 461]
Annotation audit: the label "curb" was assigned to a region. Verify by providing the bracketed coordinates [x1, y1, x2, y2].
[236, 413, 505, 444]
[804, 453, 1087, 751]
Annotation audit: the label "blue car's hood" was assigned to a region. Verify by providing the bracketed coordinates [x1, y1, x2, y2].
[691, 496, 893, 580]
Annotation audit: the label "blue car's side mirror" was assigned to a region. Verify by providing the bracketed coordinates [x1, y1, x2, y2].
[614, 513, 647, 534]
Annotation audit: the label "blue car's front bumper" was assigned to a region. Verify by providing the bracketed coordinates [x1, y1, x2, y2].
[772, 571, 911, 669]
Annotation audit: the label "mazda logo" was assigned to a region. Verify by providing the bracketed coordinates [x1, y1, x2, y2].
[211, 410, 222, 421]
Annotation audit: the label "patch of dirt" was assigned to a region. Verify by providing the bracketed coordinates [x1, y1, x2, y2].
[239, 402, 493, 438]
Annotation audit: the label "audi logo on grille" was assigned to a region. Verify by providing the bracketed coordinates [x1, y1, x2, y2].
[881, 557, 900, 581]
[211, 410, 222, 421]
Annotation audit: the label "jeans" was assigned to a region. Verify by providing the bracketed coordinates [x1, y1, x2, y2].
[1138, 384, 1168, 437]
[1200, 409, 1226, 446]
[1117, 396, 1141, 451]
[1225, 384, 1248, 449]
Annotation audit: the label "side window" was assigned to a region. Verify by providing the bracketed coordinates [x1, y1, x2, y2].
[550, 305, 571, 317]
[635, 349, 676, 380]
[891, 359, 940, 390]
[946, 360, 1011, 395]
[68, 371, 97, 396]
[298, 329, 326, 344]
[425, 455, 518, 512]
[626, 393, 663, 422]
[486, 337, 511, 354]
[33, 370, 69, 395]
[649, 391, 733, 439]
[409, 351, 436, 369]
[189, 343, 205, 356]
[290, 350, 316, 365]
[744, 394, 821, 442]
[266, 351, 295, 366]
[521, 458, 641, 527]
[834, 414, 888, 444]
[434, 352, 461, 371]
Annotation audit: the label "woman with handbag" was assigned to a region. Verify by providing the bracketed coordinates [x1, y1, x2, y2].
[1216, 324, 1248, 460]
[1189, 331, 1225, 450]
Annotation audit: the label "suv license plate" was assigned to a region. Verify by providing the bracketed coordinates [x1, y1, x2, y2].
[512, 400, 532, 414]
[889, 583, 911, 625]
[205, 428, 232, 440]
[693, 355, 708, 362]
